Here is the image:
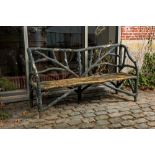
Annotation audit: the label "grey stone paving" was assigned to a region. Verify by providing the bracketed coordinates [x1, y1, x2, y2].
[0, 90, 155, 129]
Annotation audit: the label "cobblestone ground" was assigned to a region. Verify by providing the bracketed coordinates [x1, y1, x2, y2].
[0, 90, 155, 129]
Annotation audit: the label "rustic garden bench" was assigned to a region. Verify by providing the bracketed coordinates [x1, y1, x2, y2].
[27, 44, 138, 112]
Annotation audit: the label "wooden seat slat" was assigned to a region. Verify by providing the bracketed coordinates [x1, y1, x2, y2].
[38, 73, 136, 90]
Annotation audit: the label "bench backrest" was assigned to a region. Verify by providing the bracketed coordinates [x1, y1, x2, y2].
[27, 44, 136, 81]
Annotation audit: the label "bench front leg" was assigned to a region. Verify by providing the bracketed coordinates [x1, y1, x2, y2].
[35, 83, 43, 112]
[133, 77, 138, 102]
[29, 85, 34, 107]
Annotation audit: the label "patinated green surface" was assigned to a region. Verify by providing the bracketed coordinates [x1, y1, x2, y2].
[27, 44, 138, 112]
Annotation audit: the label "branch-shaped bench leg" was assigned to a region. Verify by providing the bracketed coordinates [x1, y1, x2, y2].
[35, 87, 43, 112]
[77, 86, 82, 104]
[127, 78, 138, 102]
[29, 86, 34, 107]
[104, 80, 137, 101]
[74, 85, 92, 104]
[41, 88, 77, 111]
[110, 81, 124, 94]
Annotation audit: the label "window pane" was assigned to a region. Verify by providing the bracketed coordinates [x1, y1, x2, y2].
[0, 27, 25, 91]
[88, 26, 118, 74]
[88, 26, 118, 46]
[28, 26, 85, 48]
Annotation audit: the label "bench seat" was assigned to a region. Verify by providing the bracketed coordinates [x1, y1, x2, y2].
[37, 73, 136, 90]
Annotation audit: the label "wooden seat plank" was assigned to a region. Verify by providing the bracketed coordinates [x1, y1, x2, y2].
[38, 73, 136, 90]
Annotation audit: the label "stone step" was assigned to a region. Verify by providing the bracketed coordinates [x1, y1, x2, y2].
[1, 94, 29, 104]
[0, 89, 26, 97]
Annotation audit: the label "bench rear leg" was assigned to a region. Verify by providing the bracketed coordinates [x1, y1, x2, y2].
[115, 81, 124, 94]
[115, 81, 119, 94]
[77, 86, 82, 104]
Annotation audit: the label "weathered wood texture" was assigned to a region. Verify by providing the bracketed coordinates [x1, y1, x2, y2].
[38, 73, 136, 90]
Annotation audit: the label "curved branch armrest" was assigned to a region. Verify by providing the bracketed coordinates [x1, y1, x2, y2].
[122, 45, 136, 64]
[120, 44, 139, 75]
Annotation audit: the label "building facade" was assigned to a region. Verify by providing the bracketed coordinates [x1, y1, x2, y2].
[0, 26, 155, 95]
[121, 26, 155, 69]
[0, 26, 118, 93]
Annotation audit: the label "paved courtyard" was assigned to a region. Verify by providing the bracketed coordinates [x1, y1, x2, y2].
[0, 89, 155, 129]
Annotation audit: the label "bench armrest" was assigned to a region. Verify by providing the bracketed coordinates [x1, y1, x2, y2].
[119, 44, 139, 76]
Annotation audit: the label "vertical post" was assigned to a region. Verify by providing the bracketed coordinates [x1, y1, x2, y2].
[116, 27, 121, 94]
[85, 26, 88, 72]
[117, 26, 121, 44]
[23, 26, 29, 95]
[116, 26, 122, 73]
